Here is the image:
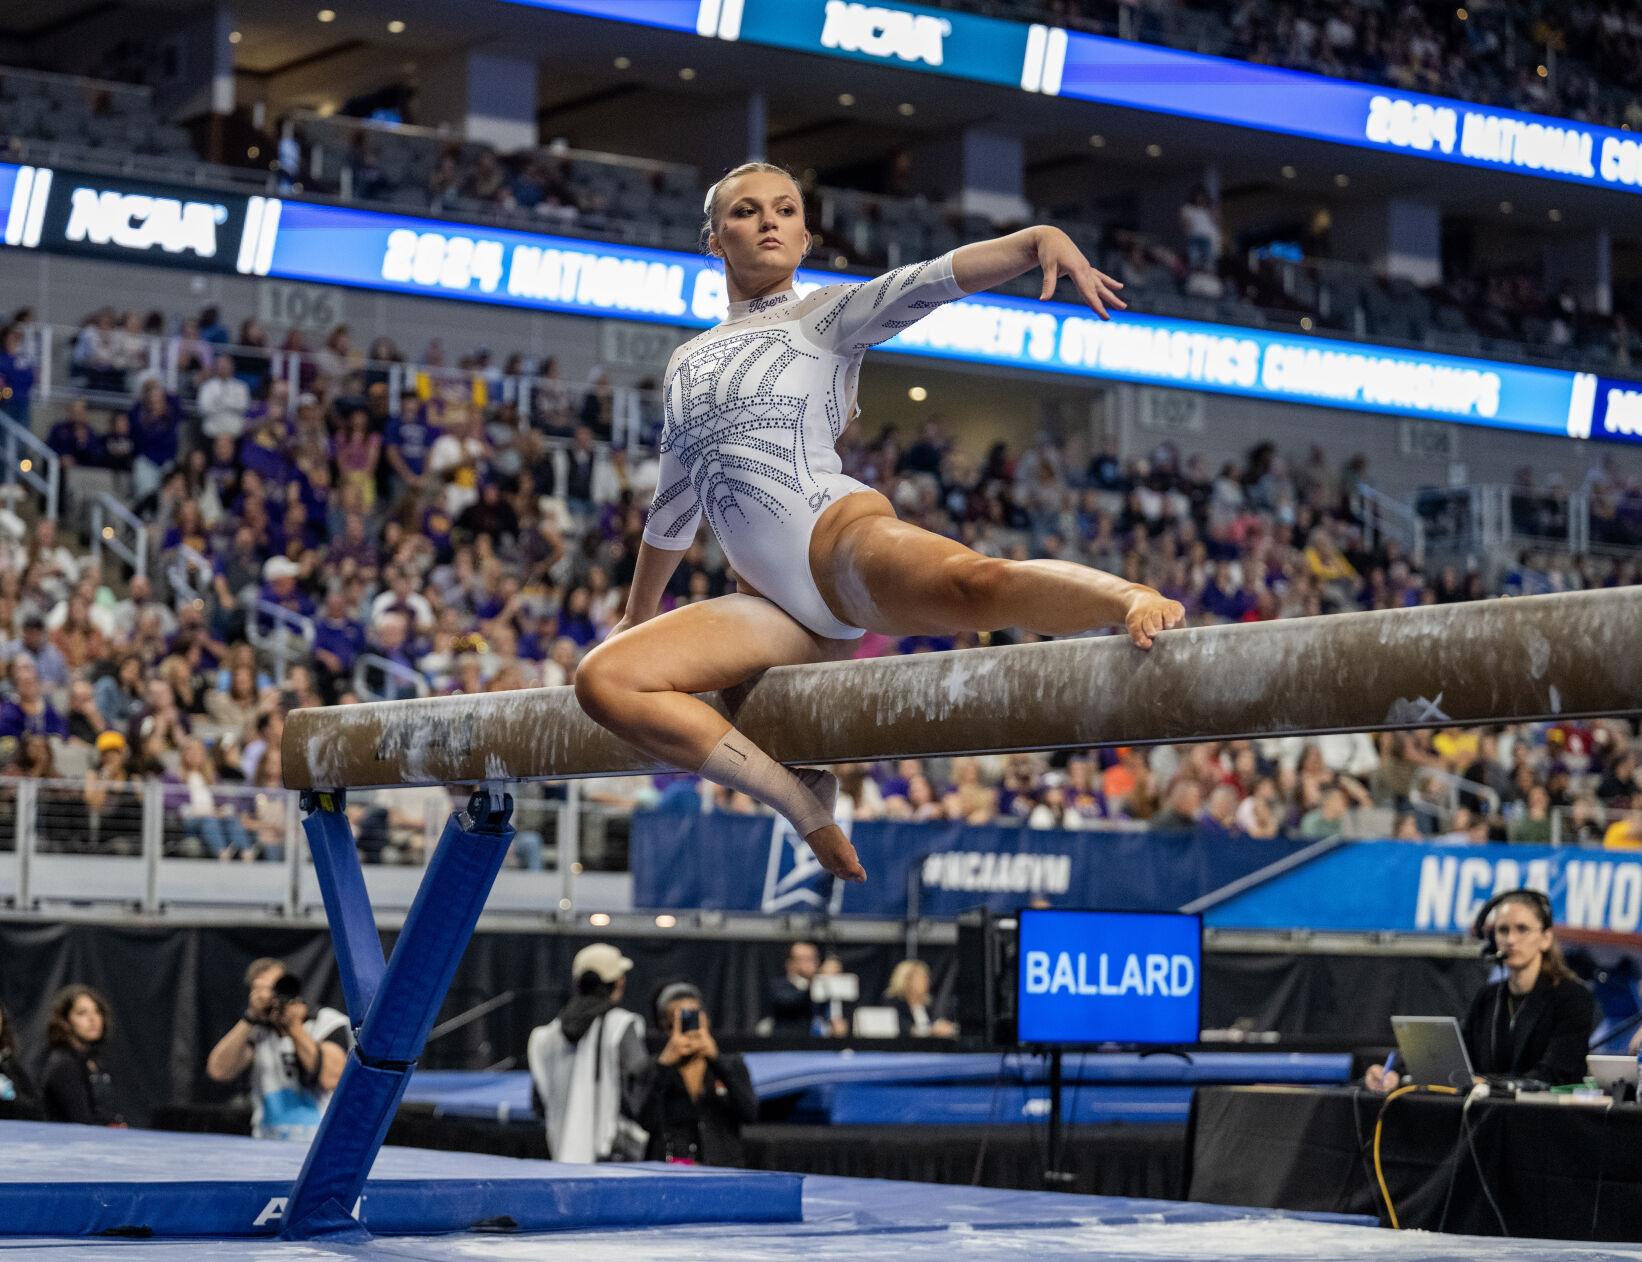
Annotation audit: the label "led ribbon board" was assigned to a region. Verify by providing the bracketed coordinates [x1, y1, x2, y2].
[1, 162, 1635, 445]
[507, 0, 1642, 194]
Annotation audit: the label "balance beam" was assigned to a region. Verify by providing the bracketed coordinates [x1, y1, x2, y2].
[283, 588, 1642, 791]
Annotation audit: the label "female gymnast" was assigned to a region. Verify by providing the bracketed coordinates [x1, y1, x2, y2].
[576, 162, 1185, 883]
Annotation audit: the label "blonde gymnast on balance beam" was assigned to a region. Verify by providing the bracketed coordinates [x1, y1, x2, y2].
[574, 162, 1185, 884]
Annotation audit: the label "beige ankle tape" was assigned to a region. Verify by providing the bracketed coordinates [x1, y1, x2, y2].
[699, 730, 835, 836]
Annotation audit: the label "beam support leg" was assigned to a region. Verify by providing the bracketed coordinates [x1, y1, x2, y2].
[281, 789, 515, 1240]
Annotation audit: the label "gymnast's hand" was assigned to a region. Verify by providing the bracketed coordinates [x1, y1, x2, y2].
[1125, 588, 1185, 650]
[1034, 226, 1127, 319]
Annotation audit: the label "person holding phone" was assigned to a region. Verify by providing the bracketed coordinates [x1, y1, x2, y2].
[635, 983, 758, 1166]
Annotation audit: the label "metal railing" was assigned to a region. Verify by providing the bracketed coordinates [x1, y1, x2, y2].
[1409, 766, 1502, 831]
[1415, 482, 1640, 569]
[166, 543, 215, 605]
[89, 491, 146, 577]
[0, 407, 60, 520]
[243, 596, 316, 684]
[353, 653, 431, 702]
[19, 321, 666, 445]
[1355, 482, 1426, 567]
[0, 772, 608, 918]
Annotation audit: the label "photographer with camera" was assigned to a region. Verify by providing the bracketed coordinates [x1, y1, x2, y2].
[205, 958, 349, 1140]
[634, 983, 757, 1166]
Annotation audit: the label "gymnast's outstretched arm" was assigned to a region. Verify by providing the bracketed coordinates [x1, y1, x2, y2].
[952, 225, 1127, 318]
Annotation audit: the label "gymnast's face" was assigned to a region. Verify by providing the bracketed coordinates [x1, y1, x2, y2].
[710, 173, 811, 287]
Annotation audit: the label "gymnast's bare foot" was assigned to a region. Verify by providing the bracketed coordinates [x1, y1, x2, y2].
[804, 823, 867, 883]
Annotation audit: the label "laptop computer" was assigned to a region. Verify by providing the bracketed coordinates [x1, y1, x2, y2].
[1587, 1054, 1639, 1096]
[1392, 1016, 1477, 1089]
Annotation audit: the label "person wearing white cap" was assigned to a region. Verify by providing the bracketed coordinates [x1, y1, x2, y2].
[526, 943, 648, 1163]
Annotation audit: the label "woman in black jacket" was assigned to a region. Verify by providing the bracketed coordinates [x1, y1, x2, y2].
[1367, 890, 1595, 1090]
[1457, 891, 1595, 1084]
[636, 984, 757, 1166]
[41, 985, 122, 1125]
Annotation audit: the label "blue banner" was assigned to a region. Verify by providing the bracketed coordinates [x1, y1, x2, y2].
[506, 0, 1642, 196]
[3, 162, 1636, 444]
[629, 811, 1306, 917]
[1206, 841, 1642, 936]
[1055, 34, 1641, 196]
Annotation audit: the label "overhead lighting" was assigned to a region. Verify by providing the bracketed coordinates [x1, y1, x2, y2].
[1145, 143, 1162, 158]
[908, 386, 928, 402]
[387, 19, 405, 33]
[613, 55, 631, 69]
[1334, 173, 1350, 187]
[1548, 208, 1562, 222]
[1281, 164, 1297, 179]
[897, 102, 915, 116]
[247, 145, 260, 159]
[589, 912, 611, 927]
[317, 8, 335, 21]
[654, 914, 677, 929]
[1499, 200, 1513, 214]
[1088, 133, 1105, 148]
[838, 92, 855, 106]
[228, 29, 242, 43]
[1536, 64, 1548, 78]
[679, 67, 696, 80]
[1300, 317, 1314, 331]
[1456, 6, 1468, 19]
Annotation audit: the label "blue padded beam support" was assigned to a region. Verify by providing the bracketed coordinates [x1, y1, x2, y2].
[282, 792, 514, 1241]
[360, 800, 515, 1062]
[301, 793, 385, 1020]
[281, 1058, 410, 1241]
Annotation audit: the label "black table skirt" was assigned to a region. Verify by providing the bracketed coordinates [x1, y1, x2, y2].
[1187, 1085, 1642, 1242]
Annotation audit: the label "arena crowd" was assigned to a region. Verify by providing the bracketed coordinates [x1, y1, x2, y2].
[0, 300, 1638, 858]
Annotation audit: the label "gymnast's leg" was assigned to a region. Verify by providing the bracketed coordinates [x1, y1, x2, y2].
[811, 491, 1183, 645]
[574, 593, 867, 881]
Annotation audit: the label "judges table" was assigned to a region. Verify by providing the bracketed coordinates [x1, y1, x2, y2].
[1187, 1085, 1642, 1242]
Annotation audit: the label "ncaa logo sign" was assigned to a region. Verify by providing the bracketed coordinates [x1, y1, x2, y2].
[820, 1, 951, 66]
[64, 186, 228, 258]
[1604, 387, 1642, 439]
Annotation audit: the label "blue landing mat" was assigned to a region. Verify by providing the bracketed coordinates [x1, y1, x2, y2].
[5, 1174, 1638, 1260]
[402, 1050, 1351, 1123]
[0, 1122, 799, 1238]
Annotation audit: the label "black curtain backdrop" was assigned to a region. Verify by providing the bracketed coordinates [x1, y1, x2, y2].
[0, 920, 1484, 1128]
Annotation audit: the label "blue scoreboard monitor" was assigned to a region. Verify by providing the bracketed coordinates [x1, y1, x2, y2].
[1015, 909, 1202, 1046]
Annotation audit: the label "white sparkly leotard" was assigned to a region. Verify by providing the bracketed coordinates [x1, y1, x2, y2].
[643, 251, 967, 639]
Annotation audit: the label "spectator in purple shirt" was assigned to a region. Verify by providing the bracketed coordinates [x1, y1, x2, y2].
[0, 658, 68, 740]
[46, 399, 101, 467]
[0, 324, 36, 425]
[326, 511, 380, 575]
[255, 558, 315, 641]
[238, 414, 292, 486]
[384, 397, 441, 501]
[1199, 561, 1257, 622]
[131, 379, 184, 498]
[312, 588, 367, 687]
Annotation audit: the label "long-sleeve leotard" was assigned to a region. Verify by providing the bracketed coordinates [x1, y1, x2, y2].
[642, 252, 966, 638]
